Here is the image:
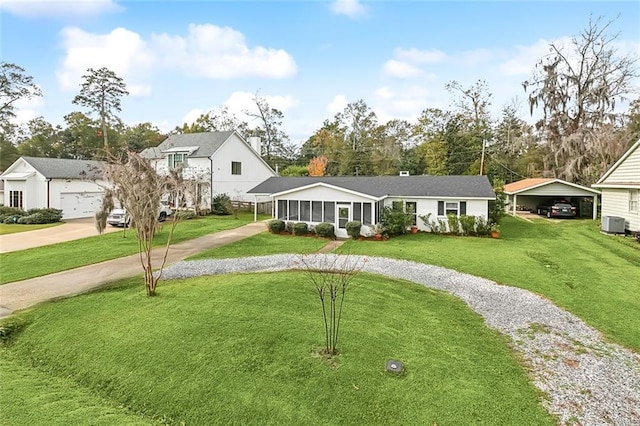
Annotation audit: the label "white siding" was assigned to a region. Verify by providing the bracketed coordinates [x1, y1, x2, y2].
[518, 182, 596, 197]
[211, 134, 277, 201]
[385, 197, 489, 232]
[600, 188, 640, 232]
[603, 145, 640, 184]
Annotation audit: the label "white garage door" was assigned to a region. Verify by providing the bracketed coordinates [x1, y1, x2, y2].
[60, 192, 103, 219]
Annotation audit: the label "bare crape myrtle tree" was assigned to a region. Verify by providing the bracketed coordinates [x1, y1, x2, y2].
[95, 152, 188, 296]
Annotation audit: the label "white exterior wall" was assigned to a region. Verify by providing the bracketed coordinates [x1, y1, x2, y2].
[211, 134, 277, 201]
[600, 188, 640, 232]
[604, 145, 640, 183]
[385, 197, 489, 231]
[151, 134, 276, 204]
[596, 142, 640, 231]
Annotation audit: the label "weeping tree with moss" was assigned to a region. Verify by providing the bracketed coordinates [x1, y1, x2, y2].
[95, 152, 186, 296]
[297, 255, 366, 357]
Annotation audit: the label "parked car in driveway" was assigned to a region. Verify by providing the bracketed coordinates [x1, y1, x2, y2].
[107, 203, 173, 227]
[536, 199, 577, 218]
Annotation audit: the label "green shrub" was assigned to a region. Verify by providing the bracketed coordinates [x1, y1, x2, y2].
[475, 216, 492, 236]
[0, 206, 26, 223]
[381, 206, 413, 236]
[18, 213, 45, 224]
[211, 193, 232, 215]
[489, 178, 506, 225]
[459, 215, 476, 236]
[268, 219, 285, 234]
[26, 208, 63, 223]
[345, 221, 362, 239]
[314, 222, 335, 238]
[293, 222, 309, 236]
[285, 221, 295, 234]
[447, 214, 460, 235]
[174, 210, 197, 220]
[0, 206, 24, 216]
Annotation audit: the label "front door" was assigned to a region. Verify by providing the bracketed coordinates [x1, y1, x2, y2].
[336, 204, 350, 238]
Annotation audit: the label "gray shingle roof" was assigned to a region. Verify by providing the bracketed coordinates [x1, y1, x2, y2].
[248, 175, 496, 199]
[20, 157, 104, 179]
[140, 131, 235, 159]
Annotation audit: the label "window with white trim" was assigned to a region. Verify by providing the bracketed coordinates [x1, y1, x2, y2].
[437, 201, 467, 216]
[9, 190, 23, 209]
[231, 161, 242, 175]
[630, 189, 639, 213]
[167, 153, 187, 168]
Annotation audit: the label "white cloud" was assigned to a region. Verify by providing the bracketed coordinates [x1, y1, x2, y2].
[57, 27, 154, 96]
[374, 86, 394, 100]
[382, 60, 424, 79]
[373, 85, 430, 124]
[395, 47, 448, 64]
[498, 39, 553, 76]
[180, 108, 207, 127]
[180, 92, 299, 128]
[330, 0, 367, 18]
[327, 95, 348, 115]
[0, 0, 122, 18]
[151, 24, 297, 79]
[224, 91, 299, 116]
[12, 94, 45, 125]
[457, 48, 501, 67]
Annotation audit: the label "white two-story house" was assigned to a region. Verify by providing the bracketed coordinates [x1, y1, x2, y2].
[141, 131, 277, 209]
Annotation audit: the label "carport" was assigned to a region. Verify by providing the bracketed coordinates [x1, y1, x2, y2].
[504, 178, 600, 219]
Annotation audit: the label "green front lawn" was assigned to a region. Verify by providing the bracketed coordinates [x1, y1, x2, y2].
[338, 216, 640, 351]
[187, 232, 329, 260]
[0, 222, 62, 235]
[0, 213, 267, 284]
[1, 272, 554, 425]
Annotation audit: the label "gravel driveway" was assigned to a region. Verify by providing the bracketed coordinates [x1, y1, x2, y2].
[161, 254, 640, 425]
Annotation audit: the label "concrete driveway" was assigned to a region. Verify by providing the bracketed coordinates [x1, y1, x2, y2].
[0, 217, 121, 253]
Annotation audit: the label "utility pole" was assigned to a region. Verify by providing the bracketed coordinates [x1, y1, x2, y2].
[479, 139, 486, 176]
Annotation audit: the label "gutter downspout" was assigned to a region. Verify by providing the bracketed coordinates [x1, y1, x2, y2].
[209, 157, 214, 207]
[46, 179, 51, 208]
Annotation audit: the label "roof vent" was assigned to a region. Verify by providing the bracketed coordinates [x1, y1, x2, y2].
[399, 171, 409, 176]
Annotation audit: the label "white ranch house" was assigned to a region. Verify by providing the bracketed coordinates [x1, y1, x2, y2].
[592, 138, 640, 233]
[141, 131, 277, 208]
[248, 175, 496, 239]
[0, 157, 105, 219]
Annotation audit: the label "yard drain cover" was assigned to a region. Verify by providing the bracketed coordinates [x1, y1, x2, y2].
[386, 359, 404, 373]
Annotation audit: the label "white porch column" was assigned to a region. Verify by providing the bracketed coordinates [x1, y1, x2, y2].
[253, 195, 258, 222]
[593, 194, 598, 220]
[512, 194, 517, 216]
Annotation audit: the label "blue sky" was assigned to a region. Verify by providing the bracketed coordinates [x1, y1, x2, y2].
[2, 0, 639, 144]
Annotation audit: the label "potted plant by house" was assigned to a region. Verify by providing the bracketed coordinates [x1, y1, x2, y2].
[490, 223, 500, 238]
[410, 225, 418, 234]
[374, 224, 385, 241]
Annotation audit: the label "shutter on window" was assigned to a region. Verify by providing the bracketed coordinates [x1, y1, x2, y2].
[460, 201, 467, 215]
[437, 201, 444, 215]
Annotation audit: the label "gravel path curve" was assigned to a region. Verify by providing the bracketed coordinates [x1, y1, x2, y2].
[161, 254, 640, 425]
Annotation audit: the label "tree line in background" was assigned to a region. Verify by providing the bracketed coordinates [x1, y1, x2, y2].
[1, 17, 638, 186]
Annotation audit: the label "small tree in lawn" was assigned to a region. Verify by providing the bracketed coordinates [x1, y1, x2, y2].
[95, 152, 184, 296]
[298, 255, 366, 357]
